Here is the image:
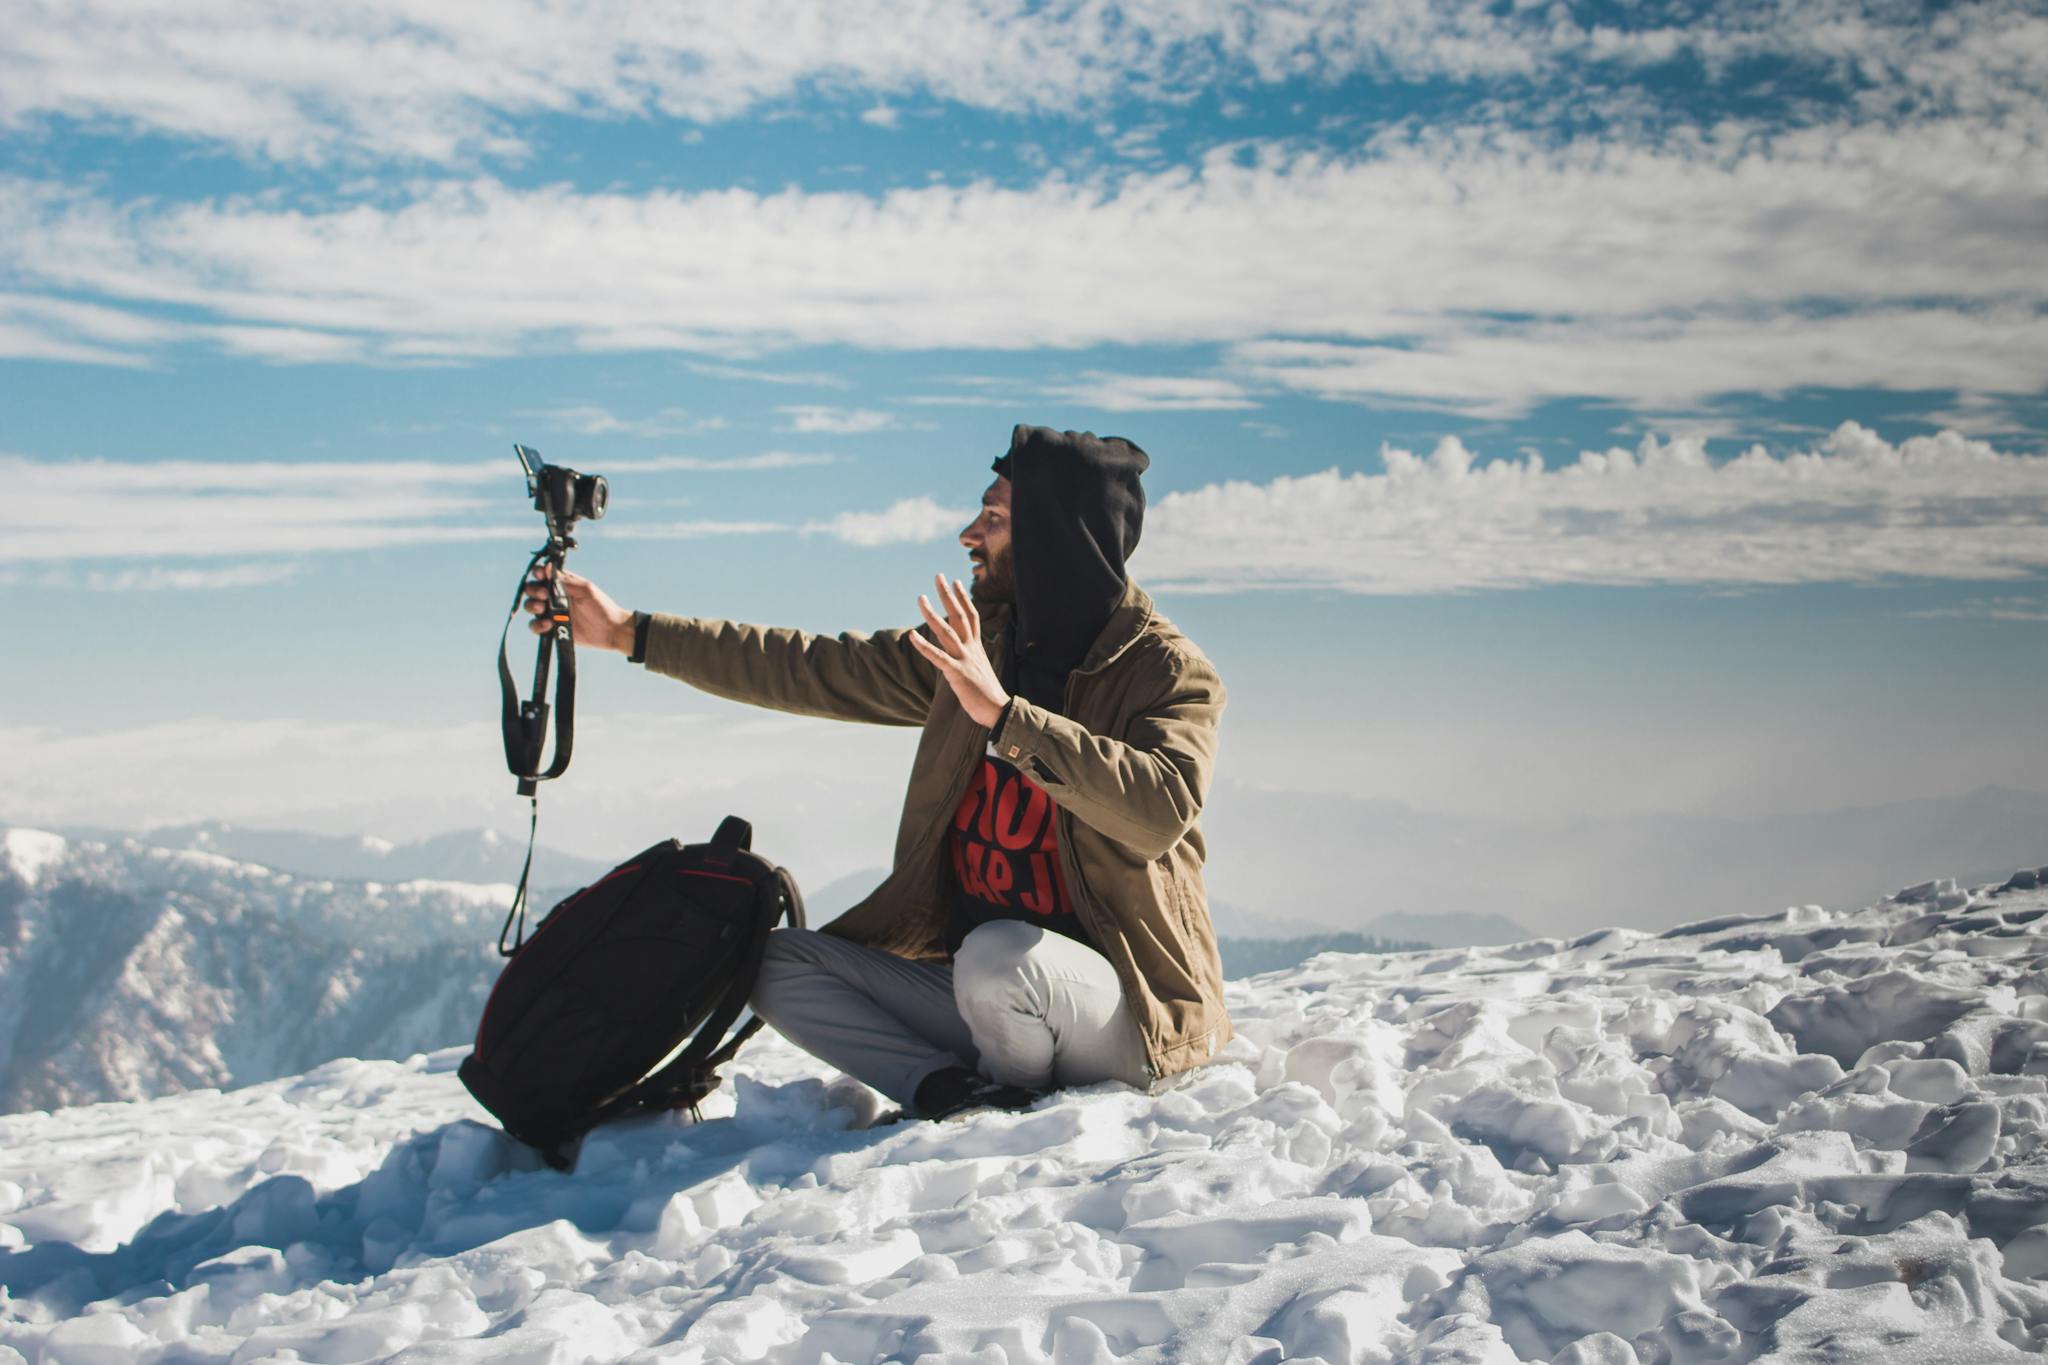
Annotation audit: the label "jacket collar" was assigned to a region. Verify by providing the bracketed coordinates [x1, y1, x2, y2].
[1075, 577, 1155, 675]
[980, 578, 1154, 678]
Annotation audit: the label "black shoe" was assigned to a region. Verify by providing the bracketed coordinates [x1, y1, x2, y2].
[912, 1065, 1040, 1121]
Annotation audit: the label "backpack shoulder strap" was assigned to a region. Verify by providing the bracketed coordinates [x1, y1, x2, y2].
[599, 856, 802, 1121]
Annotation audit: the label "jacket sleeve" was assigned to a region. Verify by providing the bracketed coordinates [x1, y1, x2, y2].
[639, 613, 937, 727]
[988, 645, 1225, 859]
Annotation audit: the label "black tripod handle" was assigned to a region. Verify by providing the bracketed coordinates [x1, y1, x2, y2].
[500, 545, 579, 796]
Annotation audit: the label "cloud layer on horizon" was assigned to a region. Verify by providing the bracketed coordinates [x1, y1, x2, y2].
[12, 425, 2048, 597]
[1142, 423, 2048, 594]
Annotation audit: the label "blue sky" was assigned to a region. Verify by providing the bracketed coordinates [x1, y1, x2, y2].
[5, 1, 2047, 890]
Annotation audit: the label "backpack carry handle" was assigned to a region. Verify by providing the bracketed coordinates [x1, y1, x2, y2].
[707, 815, 751, 865]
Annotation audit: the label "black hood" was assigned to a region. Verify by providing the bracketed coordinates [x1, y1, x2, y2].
[992, 424, 1148, 713]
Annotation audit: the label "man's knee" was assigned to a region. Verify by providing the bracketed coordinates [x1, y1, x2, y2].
[953, 920, 1046, 994]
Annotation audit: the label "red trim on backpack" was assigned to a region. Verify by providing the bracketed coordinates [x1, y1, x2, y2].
[678, 868, 754, 887]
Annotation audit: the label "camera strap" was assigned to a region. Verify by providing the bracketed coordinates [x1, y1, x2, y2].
[495, 543, 578, 954]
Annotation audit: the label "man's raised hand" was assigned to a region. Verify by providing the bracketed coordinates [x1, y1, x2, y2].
[524, 564, 637, 654]
[910, 572, 1010, 729]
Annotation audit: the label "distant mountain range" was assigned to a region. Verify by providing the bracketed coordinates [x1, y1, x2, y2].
[56, 818, 615, 893]
[0, 828, 514, 1114]
[1196, 780, 2048, 937]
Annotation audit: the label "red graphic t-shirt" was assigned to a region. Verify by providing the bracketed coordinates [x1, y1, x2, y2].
[944, 752, 1092, 953]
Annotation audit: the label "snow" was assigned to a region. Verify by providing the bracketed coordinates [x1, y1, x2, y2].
[0, 831, 67, 891]
[1, 869, 2045, 1362]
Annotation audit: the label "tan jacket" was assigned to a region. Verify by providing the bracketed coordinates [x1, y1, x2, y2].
[641, 577, 1231, 1080]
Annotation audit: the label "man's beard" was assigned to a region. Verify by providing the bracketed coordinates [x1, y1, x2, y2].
[969, 546, 1015, 606]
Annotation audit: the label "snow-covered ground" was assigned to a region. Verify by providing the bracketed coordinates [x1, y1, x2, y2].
[2, 869, 2045, 1364]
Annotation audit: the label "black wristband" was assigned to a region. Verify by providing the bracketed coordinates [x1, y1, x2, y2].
[628, 612, 651, 664]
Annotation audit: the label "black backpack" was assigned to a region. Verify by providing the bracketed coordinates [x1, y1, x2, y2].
[458, 815, 803, 1169]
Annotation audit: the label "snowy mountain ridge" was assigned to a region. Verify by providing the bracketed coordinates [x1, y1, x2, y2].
[1, 861, 2044, 1362]
[0, 828, 515, 1115]
[45, 818, 617, 897]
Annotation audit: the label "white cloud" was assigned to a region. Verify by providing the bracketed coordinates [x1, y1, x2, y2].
[0, 291, 184, 365]
[776, 405, 897, 435]
[1139, 424, 2048, 594]
[682, 361, 851, 388]
[517, 405, 720, 439]
[208, 324, 368, 363]
[1897, 393, 2043, 440]
[1047, 373, 1258, 412]
[3, 109, 2040, 412]
[902, 379, 1026, 409]
[0, 320, 150, 367]
[1231, 308, 2048, 417]
[858, 104, 900, 129]
[0, 452, 815, 561]
[1905, 597, 2048, 623]
[803, 497, 968, 547]
[81, 562, 305, 592]
[2, 1, 2037, 165]
[1103, 119, 1168, 162]
[604, 519, 790, 540]
[0, 453, 508, 562]
[605, 452, 841, 472]
[0, 562, 305, 592]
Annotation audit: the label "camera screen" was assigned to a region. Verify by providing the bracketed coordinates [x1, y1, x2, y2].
[513, 443, 542, 493]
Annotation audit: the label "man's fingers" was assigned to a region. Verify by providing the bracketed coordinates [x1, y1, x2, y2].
[935, 573, 978, 641]
[917, 594, 963, 652]
[908, 628, 955, 673]
[938, 572, 975, 622]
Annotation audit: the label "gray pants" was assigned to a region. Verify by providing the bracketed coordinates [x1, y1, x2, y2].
[749, 920, 1152, 1105]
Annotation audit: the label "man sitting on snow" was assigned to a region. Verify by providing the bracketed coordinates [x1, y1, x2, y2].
[528, 425, 1229, 1120]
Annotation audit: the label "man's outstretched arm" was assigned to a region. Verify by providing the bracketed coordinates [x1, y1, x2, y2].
[526, 565, 936, 727]
[641, 615, 937, 727]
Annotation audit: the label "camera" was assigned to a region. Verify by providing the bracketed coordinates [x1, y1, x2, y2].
[515, 443, 607, 544]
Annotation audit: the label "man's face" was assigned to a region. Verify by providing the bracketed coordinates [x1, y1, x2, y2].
[960, 476, 1015, 605]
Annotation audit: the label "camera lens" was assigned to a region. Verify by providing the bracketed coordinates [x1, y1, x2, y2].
[579, 474, 609, 521]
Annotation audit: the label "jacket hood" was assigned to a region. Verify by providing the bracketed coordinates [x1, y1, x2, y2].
[992, 424, 1148, 713]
